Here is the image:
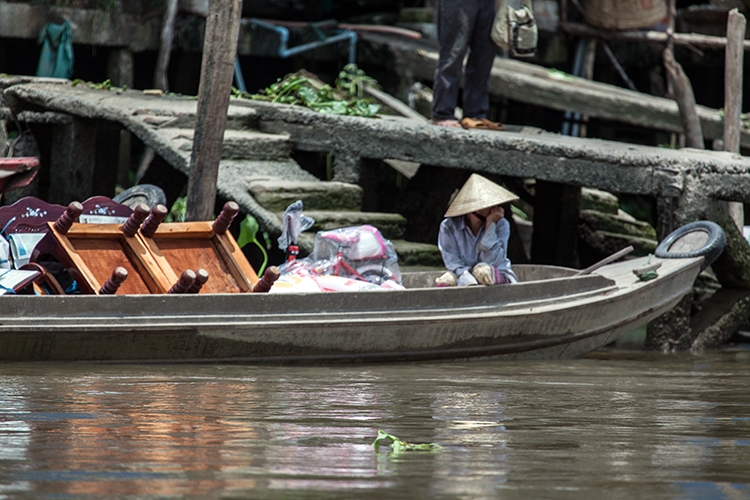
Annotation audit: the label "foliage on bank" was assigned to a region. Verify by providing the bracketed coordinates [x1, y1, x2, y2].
[233, 64, 381, 118]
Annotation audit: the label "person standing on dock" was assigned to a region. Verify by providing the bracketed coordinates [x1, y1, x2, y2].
[431, 0, 504, 130]
[436, 174, 519, 286]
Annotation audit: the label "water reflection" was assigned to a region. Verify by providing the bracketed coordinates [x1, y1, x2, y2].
[0, 350, 747, 499]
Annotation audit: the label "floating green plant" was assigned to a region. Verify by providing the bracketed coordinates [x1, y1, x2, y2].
[372, 430, 442, 454]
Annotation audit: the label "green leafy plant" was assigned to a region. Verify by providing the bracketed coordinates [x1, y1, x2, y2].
[71, 78, 114, 91]
[234, 64, 381, 118]
[336, 63, 379, 99]
[237, 214, 268, 275]
[372, 430, 442, 454]
[166, 196, 186, 223]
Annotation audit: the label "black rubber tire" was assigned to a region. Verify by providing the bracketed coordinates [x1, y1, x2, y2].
[113, 184, 167, 209]
[359, 264, 394, 285]
[655, 221, 726, 270]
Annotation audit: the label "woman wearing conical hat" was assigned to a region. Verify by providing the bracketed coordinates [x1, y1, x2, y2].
[436, 173, 519, 286]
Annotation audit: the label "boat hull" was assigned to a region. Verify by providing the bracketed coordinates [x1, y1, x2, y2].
[0, 256, 703, 363]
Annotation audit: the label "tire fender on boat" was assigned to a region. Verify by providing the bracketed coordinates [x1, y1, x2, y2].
[655, 221, 726, 270]
[113, 184, 168, 210]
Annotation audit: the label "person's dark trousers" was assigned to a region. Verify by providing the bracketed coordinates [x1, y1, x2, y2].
[431, 0, 497, 121]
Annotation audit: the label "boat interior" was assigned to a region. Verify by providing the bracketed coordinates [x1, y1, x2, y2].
[0, 195, 669, 303]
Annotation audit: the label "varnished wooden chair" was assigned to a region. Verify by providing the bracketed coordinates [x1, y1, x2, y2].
[134, 201, 259, 293]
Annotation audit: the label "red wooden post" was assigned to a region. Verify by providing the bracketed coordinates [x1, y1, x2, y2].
[54, 202, 83, 234]
[140, 204, 169, 238]
[99, 267, 128, 295]
[120, 203, 150, 237]
[211, 201, 239, 235]
[188, 268, 209, 293]
[252, 266, 280, 293]
[168, 269, 196, 294]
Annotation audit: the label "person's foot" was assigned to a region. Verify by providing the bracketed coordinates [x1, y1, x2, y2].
[430, 118, 462, 128]
[460, 117, 506, 131]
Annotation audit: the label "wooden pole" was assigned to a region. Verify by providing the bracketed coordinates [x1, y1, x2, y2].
[136, 0, 179, 183]
[185, 0, 243, 222]
[153, 0, 180, 91]
[725, 8, 746, 153]
[560, 21, 750, 52]
[725, 8, 746, 230]
[663, 0, 704, 149]
[579, 38, 597, 138]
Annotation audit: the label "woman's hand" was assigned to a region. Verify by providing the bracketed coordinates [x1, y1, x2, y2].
[486, 205, 504, 225]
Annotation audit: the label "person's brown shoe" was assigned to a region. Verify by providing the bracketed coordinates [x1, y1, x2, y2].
[460, 117, 506, 130]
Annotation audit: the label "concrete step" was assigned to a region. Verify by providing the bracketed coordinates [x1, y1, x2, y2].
[222, 130, 291, 160]
[296, 235, 443, 269]
[302, 210, 407, 240]
[134, 106, 259, 131]
[391, 239, 443, 268]
[249, 180, 363, 212]
[159, 128, 292, 161]
[220, 159, 318, 186]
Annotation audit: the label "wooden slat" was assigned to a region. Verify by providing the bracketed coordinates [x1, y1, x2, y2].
[46, 223, 102, 294]
[137, 220, 259, 292]
[73, 239, 152, 295]
[150, 237, 242, 293]
[216, 232, 258, 288]
[47, 222, 174, 294]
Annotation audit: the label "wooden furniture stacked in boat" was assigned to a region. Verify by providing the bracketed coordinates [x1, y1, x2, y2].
[135, 201, 259, 293]
[0, 196, 261, 295]
[33, 200, 259, 294]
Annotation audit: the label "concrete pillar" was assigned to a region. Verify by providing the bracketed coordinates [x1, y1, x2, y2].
[332, 154, 380, 211]
[332, 153, 362, 184]
[106, 48, 134, 188]
[106, 48, 134, 88]
[93, 119, 122, 196]
[531, 181, 580, 267]
[49, 117, 97, 204]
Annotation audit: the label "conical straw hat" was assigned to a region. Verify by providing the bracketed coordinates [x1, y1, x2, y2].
[444, 174, 519, 217]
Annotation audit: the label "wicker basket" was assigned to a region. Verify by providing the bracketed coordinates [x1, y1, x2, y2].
[584, 0, 667, 30]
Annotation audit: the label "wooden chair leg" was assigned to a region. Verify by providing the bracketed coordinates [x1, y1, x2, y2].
[19, 262, 66, 295]
[188, 268, 209, 293]
[168, 269, 196, 294]
[252, 266, 280, 293]
[99, 267, 128, 295]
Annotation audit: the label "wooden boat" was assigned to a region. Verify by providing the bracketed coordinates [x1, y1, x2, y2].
[0, 196, 725, 364]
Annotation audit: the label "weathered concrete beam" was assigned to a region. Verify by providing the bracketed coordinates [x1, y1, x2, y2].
[8, 82, 750, 204]
[360, 33, 750, 149]
[239, 99, 750, 201]
[0, 1, 161, 52]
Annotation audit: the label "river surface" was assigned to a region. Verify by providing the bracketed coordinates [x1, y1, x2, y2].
[0, 348, 748, 500]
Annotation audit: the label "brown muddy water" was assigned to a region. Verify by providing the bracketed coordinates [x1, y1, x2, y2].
[0, 349, 748, 500]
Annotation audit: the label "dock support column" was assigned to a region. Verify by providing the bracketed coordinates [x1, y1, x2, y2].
[647, 177, 750, 351]
[531, 181, 580, 267]
[332, 153, 380, 211]
[107, 48, 134, 188]
[49, 117, 96, 204]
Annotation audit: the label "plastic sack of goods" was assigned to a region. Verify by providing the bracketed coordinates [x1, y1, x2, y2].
[274, 224, 403, 293]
